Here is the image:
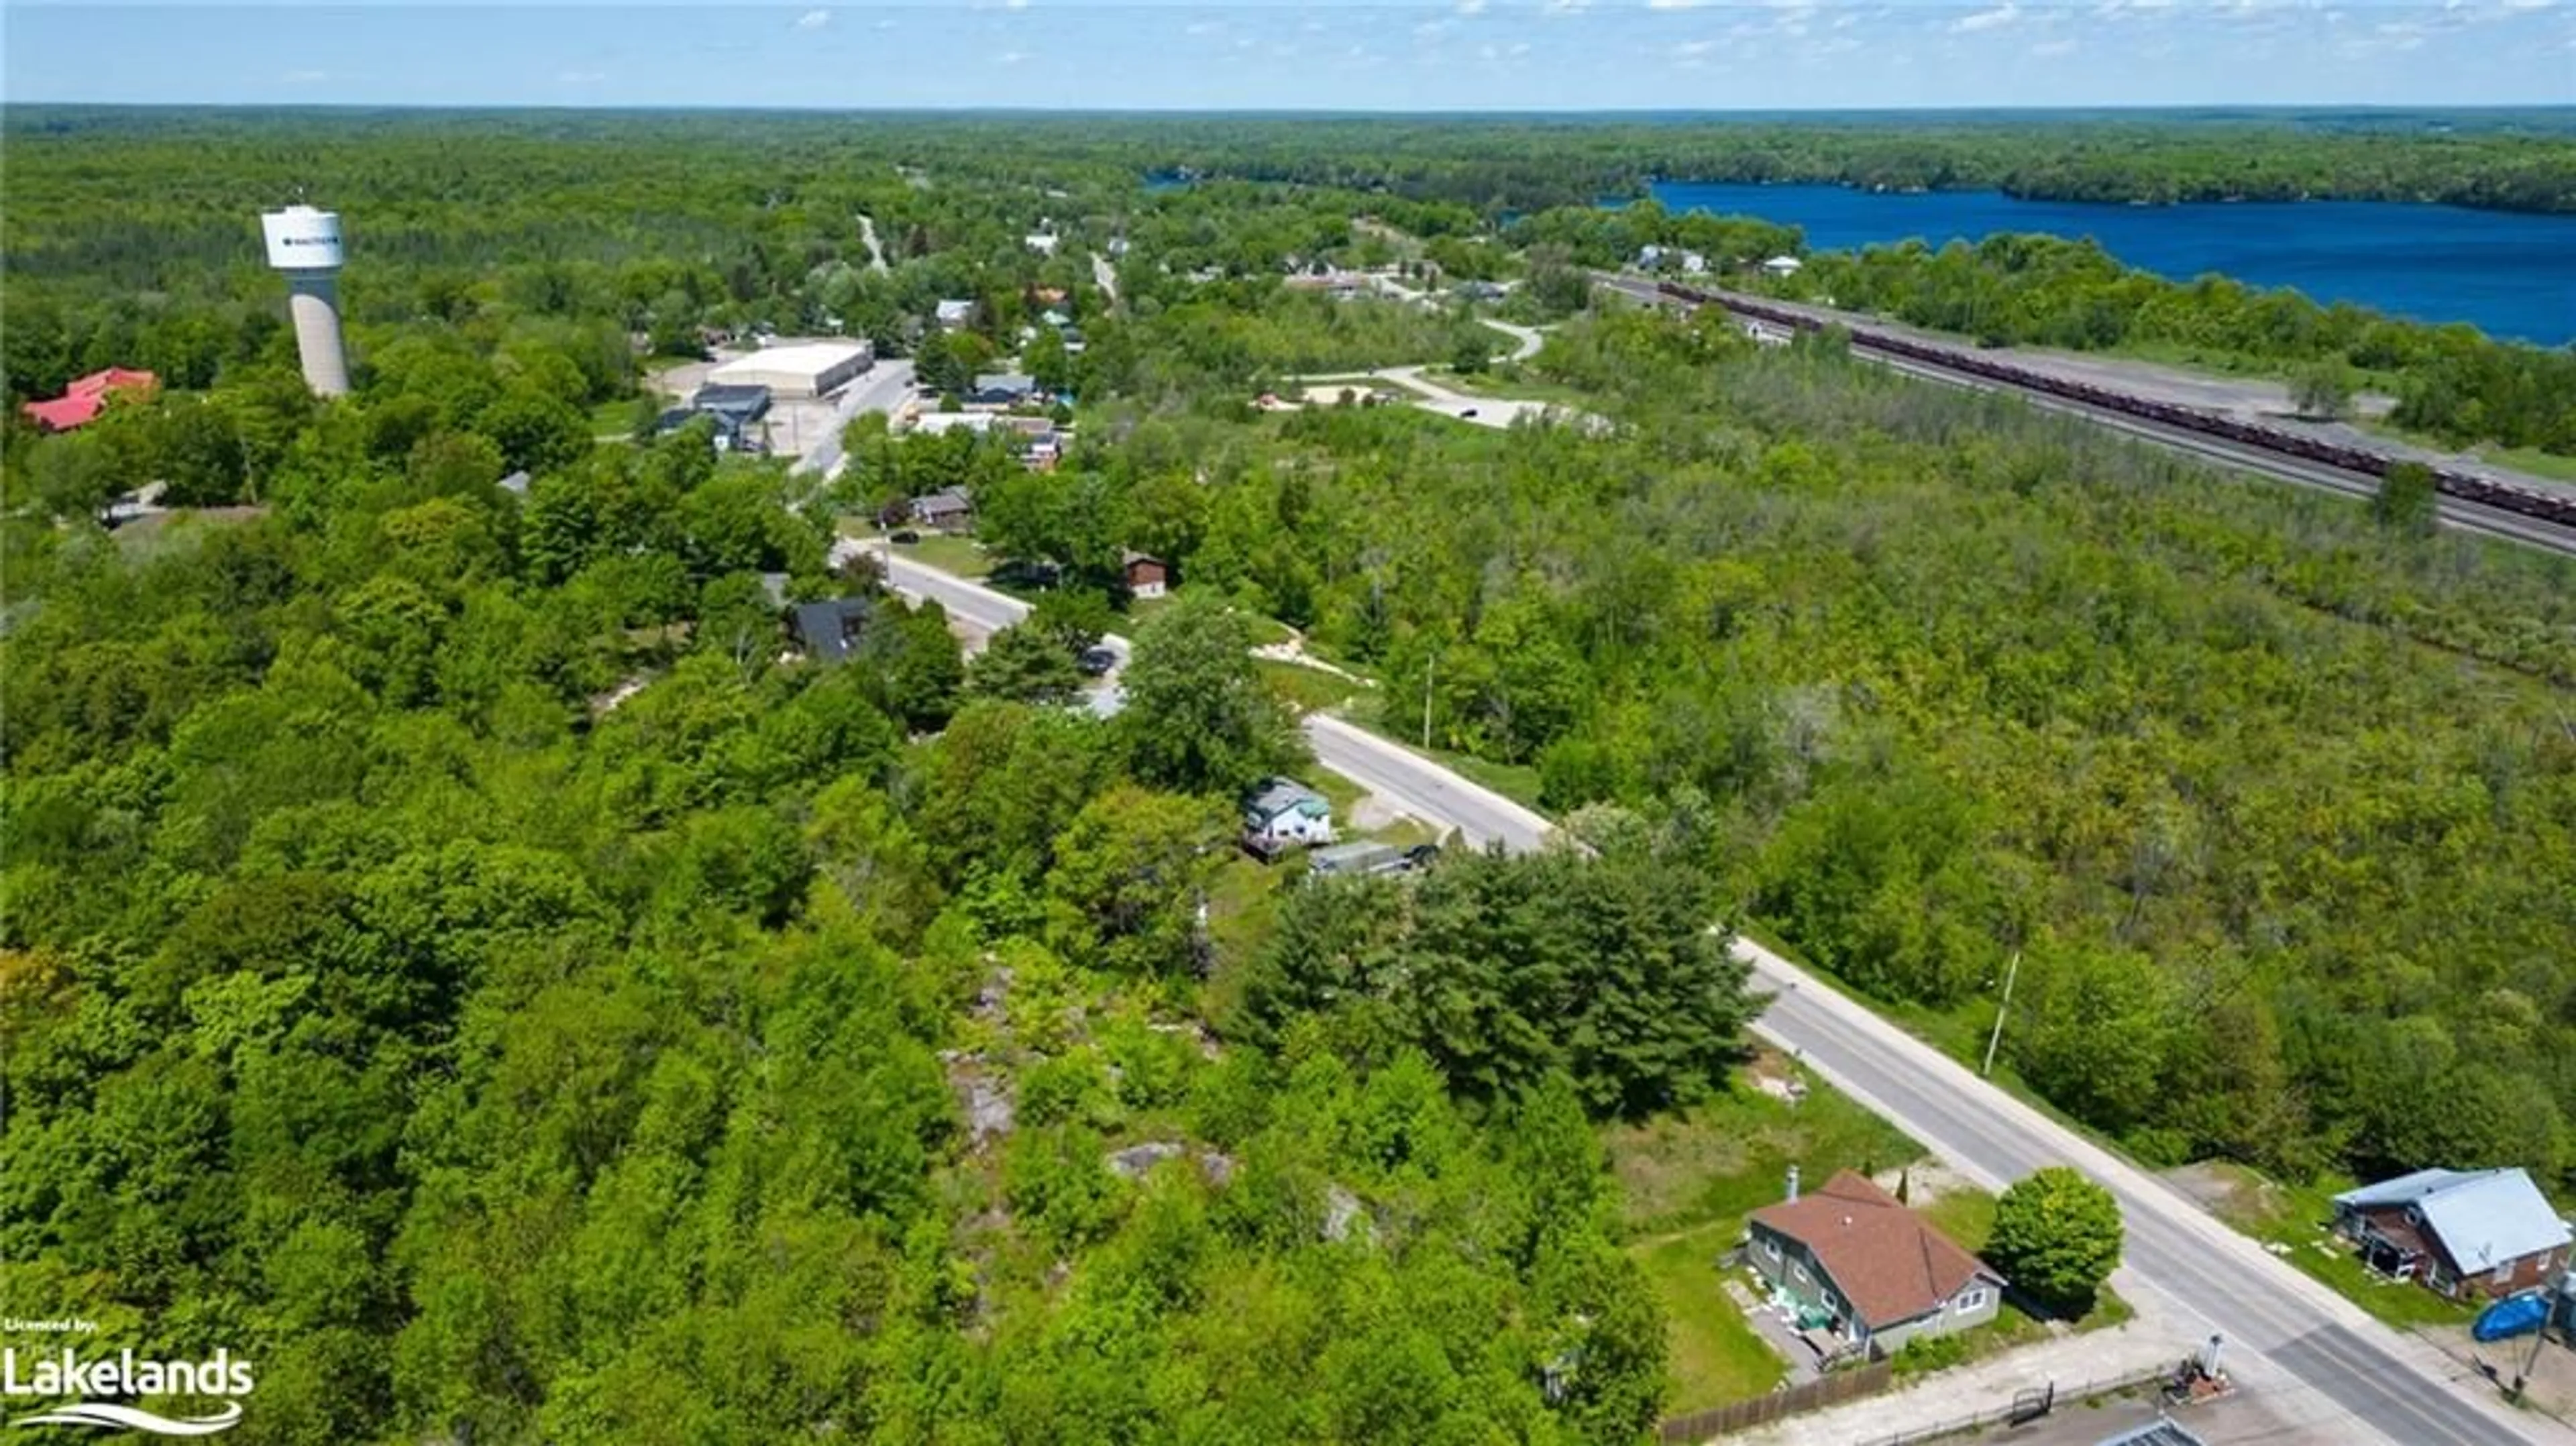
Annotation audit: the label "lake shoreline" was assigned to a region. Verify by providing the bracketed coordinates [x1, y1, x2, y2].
[1634, 181, 2576, 346]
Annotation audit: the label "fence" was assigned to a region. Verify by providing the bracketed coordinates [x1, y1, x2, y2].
[1848, 1361, 2178, 1446]
[1655, 1360, 1895, 1443]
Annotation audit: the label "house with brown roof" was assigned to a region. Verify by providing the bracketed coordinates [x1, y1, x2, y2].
[1746, 1169, 2006, 1355]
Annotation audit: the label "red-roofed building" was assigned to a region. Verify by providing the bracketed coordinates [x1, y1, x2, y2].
[21, 369, 158, 433]
[1746, 1169, 2006, 1355]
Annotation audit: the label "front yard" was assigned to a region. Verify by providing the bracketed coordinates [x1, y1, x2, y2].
[1629, 1223, 1792, 1408]
[2167, 1161, 2479, 1333]
[1607, 1052, 1923, 1412]
[1609, 1057, 2139, 1414]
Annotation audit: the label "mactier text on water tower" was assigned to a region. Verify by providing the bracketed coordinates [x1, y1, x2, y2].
[260, 204, 350, 397]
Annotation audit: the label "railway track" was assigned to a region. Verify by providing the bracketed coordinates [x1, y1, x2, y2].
[1605, 274, 2576, 557]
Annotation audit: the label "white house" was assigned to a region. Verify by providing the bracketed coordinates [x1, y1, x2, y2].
[1762, 254, 1805, 278]
[934, 298, 977, 330]
[1243, 777, 1334, 855]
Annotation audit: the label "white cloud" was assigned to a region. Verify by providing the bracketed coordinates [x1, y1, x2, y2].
[1951, 2, 2018, 30]
[998, 48, 1029, 62]
[794, 8, 830, 30]
[1456, 0, 1489, 13]
[1002, 0, 1030, 9]
[1673, 38, 1716, 54]
[281, 68, 329, 83]
[1544, 0, 1593, 16]
[1416, 18, 1452, 37]
[1185, 19, 1221, 34]
[1648, 0, 1713, 9]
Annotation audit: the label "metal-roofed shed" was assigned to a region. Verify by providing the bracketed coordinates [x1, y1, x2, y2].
[2094, 1419, 2208, 1446]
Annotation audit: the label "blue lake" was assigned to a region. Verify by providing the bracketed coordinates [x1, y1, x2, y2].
[1645, 182, 2576, 347]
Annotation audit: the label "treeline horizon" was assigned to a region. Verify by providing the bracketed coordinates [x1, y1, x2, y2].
[9, 104, 2574, 215]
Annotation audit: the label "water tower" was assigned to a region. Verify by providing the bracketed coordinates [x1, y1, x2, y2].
[260, 205, 350, 396]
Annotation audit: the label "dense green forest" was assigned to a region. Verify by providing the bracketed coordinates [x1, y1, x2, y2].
[5, 111, 2575, 1441]
[962, 308, 2576, 1190]
[3, 434, 1731, 1441]
[1130, 109, 2576, 214]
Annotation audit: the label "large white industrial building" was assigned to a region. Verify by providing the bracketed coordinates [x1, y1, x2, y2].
[706, 340, 873, 399]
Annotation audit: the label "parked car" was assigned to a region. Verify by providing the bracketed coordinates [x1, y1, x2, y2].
[990, 559, 1064, 590]
[890, 530, 921, 544]
[1402, 843, 1440, 869]
[1458, 408, 1479, 419]
[1077, 645, 1118, 677]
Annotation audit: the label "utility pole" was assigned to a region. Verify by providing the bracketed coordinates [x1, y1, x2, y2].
[1422, 653, 1436, 750]
[2512, 1298, 2551, 1402]
[1982, 951, 2021, 1078]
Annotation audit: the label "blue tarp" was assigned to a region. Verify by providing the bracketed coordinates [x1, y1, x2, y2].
[2471, 1291, 2549, 1343]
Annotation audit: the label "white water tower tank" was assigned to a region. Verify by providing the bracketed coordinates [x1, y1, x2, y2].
[260, 205, 350, 396]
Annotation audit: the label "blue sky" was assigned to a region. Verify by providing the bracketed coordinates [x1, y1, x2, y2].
[7, 1, 2572, 109]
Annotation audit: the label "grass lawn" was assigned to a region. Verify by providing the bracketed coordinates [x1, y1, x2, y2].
[1201, 852, 1289, 968]
[2355, 431, 2576, 485]
[1233, 611, 1297, 647]
[886, 533, 990, 579]
[2462, 443, 2576, 485]
[1605, 1057, 1923, 1241]
[2190, 1162, 2480, 1332]
[1298, 374, 1434, 402]
[1425, 367, 1599, 412]
[1258, 658, 1364, 716]
[1611, 1064, 1923, 1412]
[1629, 1223, 1790, 1411]
[1917, 1184, 1996, 1252]
[588, 396, 647, 441]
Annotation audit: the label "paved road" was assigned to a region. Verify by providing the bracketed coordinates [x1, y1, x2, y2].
[860, 547, 2553, 1446]
[791, 359, 918, 481]
[1373, 364, 1566, 431]
[870, 550, 1554, 846]
[1746, 947, 2551, 1446]
[1302, 715, 1556, 853]
[1601, 274, 2576, 556]
[871, 547, 1130, 716]
[1481, 317, 1544, 363]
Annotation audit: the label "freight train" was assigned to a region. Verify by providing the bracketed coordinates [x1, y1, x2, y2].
[1652, 280, 2576, 531]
